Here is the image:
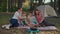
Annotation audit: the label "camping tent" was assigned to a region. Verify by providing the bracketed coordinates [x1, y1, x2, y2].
[37, 5, 57, 17]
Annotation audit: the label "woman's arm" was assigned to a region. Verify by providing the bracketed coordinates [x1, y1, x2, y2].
[39, 13, 44, 23]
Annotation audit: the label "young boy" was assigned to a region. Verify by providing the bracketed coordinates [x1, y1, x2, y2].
[19, 12, 28, 34]
[21, 12, 27, 26]
[27, 11, 39, 34]
[27, 12, 39, 28]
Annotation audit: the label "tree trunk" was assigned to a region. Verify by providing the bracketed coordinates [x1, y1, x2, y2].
[58, 0, 60, 13]
[18, 0, 25, 8]
[39, 0, 42, 5]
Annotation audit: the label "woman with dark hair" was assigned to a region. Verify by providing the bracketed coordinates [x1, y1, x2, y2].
[10, 7, 23, 27]
[34, 9, 55, 26]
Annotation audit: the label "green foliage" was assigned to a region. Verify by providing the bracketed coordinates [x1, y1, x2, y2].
[0, 0, 18, 12]
[1, 4, 7, 12]
[8, 6, 18, 12]
[0, 0, 7, 12]
[22, 6, 29, 12]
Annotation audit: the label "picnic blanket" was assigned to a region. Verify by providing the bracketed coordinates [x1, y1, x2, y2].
[18, 26, 57, 30]
[2, 24, 57, 30]
[37, 26, 57, 30]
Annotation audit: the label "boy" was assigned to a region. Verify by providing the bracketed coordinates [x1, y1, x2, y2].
[21, 12, 27, 26]
[27, 11, 39, 34]
[19, 12, 28, 34]
[27, 12, 39, 28]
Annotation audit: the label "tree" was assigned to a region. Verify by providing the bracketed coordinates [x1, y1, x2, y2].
[18, 0, 25, 8]
[39, 0, 42, 5]
[58, 0, 60, 13]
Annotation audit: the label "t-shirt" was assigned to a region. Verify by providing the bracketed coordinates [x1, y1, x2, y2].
[20, 16, 28, 25]
[12, 11, 22, 19]
[28, 16, 37, 24]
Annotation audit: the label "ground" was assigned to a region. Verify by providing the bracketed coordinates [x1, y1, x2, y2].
[0, 13, 60, 34]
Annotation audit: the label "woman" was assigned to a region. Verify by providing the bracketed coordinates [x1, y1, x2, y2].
[10, 7, 23, 27]
[34, 9, 55, 26]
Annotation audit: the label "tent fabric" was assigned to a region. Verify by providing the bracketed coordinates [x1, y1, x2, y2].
[37, 5, 57, 17]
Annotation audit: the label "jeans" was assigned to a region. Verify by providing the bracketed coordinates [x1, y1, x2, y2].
[10, 19, 19, 27]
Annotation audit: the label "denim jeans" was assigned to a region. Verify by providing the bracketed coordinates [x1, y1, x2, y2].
[10, 19, 19, 27]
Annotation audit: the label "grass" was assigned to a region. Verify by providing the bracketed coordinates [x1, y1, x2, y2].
[0, 13, 60, 34]
[0, 13, 12, 26]
[0, 13, 20, 34]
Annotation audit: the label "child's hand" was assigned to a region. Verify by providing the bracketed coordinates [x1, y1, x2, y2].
[35, 23, 40, 26]
[28, 23, 35, 28]
[23, 16, 26, 19]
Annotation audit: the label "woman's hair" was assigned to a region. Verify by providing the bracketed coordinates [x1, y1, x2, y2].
[34, 9, 40, 15]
